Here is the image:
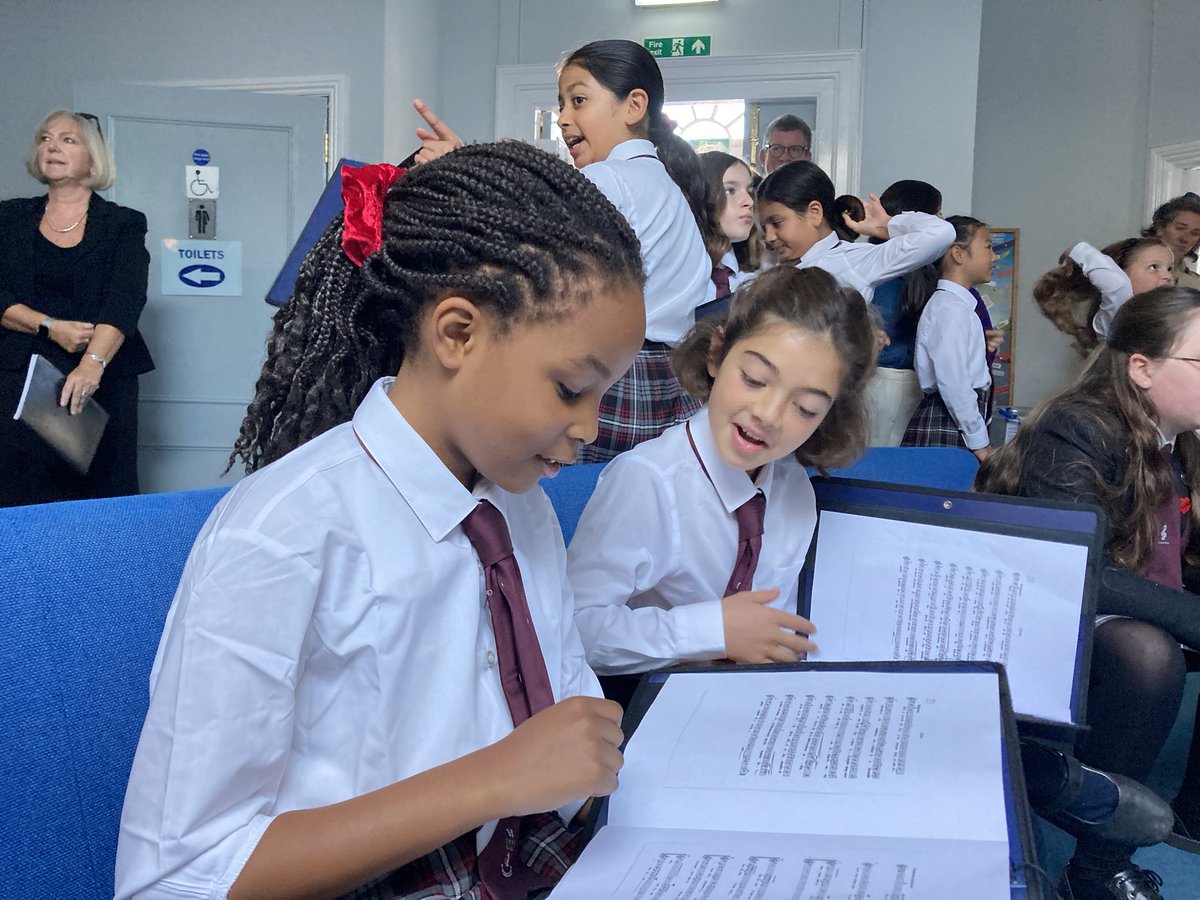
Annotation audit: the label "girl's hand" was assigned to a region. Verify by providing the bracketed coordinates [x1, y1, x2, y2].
[51, 319, 94, 354]
[60, 358, 102, 415]
[984, 328, 1005, 353]
[973, 445, 994, 463]
[487, 696, 624, 817]
[843, 193, 892, 241]
[412, 98, 463, 165]
[722, 588, 817, 663]
[875, 328, 892, 351]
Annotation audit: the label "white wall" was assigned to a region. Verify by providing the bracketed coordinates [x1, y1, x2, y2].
[972, 0, 1154, 406]
[434, 0, 983, 212]
[0, 0, 395, 200]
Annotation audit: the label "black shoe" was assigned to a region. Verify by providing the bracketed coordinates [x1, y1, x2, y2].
[1059, 863, 1164, 900]
[1041, 766, 1173, 847]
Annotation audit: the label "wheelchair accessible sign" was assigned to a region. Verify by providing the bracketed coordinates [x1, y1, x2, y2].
[161, 240, 242, 296]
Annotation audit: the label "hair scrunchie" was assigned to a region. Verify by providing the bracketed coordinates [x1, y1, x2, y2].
[341, 162, 405, 266]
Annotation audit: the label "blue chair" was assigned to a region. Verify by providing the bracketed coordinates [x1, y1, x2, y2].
[540, 462, 606, 546]
[0, 487, 227, 899]
[823, 446, 980, 491]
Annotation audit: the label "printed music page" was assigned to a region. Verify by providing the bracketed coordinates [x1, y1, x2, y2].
[551, 827, 1010, 900]
[550, 669, 1012, 900]
[807, 511, 1086, 723]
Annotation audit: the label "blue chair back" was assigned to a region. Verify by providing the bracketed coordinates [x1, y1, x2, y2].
[539, 462, 606, 545]
[823, 446, 980, 491]
[0, 487, 227, 899]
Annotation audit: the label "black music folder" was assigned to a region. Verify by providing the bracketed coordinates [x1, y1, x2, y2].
[13, 354, 108, 475]
[555, 662, 1042, 899]
[801, 478, 1103, 735]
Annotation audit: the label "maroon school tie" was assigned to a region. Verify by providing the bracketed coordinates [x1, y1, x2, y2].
[712, 264, 734, 301]
[460, 500, 556, 899]
[725, 491, 766, 596]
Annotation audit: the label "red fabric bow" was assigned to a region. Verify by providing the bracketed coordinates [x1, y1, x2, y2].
[341, 162, 405, 266]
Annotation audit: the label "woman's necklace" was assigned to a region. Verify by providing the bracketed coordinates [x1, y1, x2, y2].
[42, 210, 87, 234]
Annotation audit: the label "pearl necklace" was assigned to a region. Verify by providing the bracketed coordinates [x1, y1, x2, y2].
[43, 211, 87, 234]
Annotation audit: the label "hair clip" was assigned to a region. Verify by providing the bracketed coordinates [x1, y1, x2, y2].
[341, 162, 405, 266]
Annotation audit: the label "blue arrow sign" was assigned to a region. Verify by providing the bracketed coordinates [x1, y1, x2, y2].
[179, 264, 226, 288]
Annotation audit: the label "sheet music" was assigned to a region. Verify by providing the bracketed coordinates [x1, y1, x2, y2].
[610, 670, 1008, 843]
[807, 511, 1086, 723]
[551, 825, 1011, 899]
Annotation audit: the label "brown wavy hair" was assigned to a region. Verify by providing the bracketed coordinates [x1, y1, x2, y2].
[1033, 237, 1170, 355]
[977, 286, 1200, 570]
[672, 265, 877, 470]
[699, 150, 764, 271]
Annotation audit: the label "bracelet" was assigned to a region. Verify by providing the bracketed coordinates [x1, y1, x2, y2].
[86, 352, 108, 369]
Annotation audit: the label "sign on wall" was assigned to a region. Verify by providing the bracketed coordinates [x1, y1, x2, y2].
[161, 240, 242, 296]
[643, 36, 711, 58]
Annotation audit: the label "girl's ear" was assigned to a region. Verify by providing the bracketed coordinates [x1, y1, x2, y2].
[427, 295, 482, 372]
[621, 89, 649, 130]
[706, 327, 726, 380]
[804, 200, 826, 229]
[1128, 352, 1156, 391]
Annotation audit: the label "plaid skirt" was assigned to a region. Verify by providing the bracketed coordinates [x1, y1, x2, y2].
[342, 812, 581, 900]
[575, 340, 702, 464]
[901, 388, 991, 449]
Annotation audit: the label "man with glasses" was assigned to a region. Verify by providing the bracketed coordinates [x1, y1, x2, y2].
[758, 114, 812, 175]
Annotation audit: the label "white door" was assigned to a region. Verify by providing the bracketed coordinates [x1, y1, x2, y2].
[73, 83, 326, 493]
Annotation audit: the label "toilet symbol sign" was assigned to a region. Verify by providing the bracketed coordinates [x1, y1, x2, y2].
[161, 240, 242, 296]
[189, 200, 216, 239]
[185, 165, 219, 199]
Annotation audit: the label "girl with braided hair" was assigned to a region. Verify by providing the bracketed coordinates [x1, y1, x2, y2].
[116, 142, 645, 900]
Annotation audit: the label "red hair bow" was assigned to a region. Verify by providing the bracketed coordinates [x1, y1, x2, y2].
[341, 162, 405, 266]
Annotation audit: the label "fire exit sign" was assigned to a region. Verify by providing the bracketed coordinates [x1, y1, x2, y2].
[643, 36, 712, 58]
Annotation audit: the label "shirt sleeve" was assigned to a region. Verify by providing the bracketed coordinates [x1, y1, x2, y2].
[1068, 242, 1133, 342]
[115, 521, 321, 900]
[856, 212, 956, 290]
[567, 458, 727, 675]
[926, 302, 990, 449]
[95, 208, 150, 336]
[580, 162, 632, 221]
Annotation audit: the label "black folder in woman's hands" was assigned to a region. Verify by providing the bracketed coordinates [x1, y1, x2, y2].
[13, 354, 108, 475]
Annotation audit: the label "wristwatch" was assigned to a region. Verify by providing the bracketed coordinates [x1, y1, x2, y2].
[37, 316, 53, 340]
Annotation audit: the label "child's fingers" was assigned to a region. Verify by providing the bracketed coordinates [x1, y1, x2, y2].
[412, 98, 460, 144]
[740, 587, 782, 605]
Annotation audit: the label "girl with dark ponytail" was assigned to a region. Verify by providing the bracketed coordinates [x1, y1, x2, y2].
[118, 142, 646, 899]
[556, 39, 715, 462]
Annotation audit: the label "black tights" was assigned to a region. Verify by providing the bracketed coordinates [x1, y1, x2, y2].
[1070, 618, 1200, 873]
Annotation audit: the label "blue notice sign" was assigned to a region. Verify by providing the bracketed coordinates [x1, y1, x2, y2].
[179, 263, 226, 288]
[192, 148, 211, 166]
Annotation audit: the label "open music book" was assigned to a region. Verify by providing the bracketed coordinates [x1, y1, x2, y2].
[802, 479, 1102, 731]
[551, 663, 1038, 900]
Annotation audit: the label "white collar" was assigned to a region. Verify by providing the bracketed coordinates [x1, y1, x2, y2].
[606, 139, 657, 162]
[688, 406, 775, 514]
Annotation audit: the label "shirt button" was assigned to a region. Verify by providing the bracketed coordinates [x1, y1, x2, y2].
[486, 650, 497, 667]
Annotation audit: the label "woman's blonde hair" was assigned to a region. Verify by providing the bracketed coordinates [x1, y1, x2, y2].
[26, 109, 115, 191]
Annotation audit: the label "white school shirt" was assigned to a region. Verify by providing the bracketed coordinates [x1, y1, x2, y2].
[567, 406, 817, 675]
[115, 378, 599, 900]
[703, 248, 759, 302]
[582, 139, 710, 344]
[1070, 241, 1132, 341]
[795, 211, 956, 303]
[914, 279, 992, 449]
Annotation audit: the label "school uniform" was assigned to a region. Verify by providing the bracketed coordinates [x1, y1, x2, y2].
[865, 274, 925, 446]
[575, 139, 710, 464]
[695, 249, 759, 321]
[795, 211, 955, 303]
[115, 377, 600, 899]
[1070, 241, 1133, 341]
[1179, 257, 1200, 293]
[568, 405, 817, 675]
[903, 279, 992, 450]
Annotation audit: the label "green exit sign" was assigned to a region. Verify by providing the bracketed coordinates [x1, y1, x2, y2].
[643, 36, 712, 58]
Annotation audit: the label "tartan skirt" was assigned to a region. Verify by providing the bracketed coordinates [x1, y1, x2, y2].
[575, 340, 702, 464]
[342, 812, 581, 899]
[901, 388, 991, 449]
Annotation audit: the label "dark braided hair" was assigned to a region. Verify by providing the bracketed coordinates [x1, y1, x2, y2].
[229, 141, 644, 474]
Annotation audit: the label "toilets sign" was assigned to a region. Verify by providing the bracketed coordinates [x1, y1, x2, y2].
[643, 35, 711, 58]
[161, 240, 243, 296]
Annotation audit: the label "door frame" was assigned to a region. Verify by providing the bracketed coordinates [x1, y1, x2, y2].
[151, 74, 344, 178]
[496, 51, 863, 195]
[1147, 138, 1200, 222]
